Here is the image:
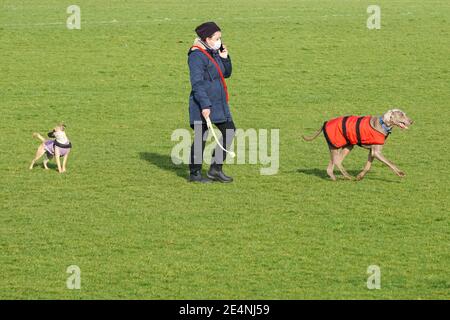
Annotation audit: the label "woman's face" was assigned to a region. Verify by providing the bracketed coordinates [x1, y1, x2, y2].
[205, 31, 222, 48]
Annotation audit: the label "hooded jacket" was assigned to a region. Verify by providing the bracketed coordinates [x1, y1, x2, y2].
[187, 38, 232, 124]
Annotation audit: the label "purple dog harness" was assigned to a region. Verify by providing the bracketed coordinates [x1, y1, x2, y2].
[44, 140, 72, 157]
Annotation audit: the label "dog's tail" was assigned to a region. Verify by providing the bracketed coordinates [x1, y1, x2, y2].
[32, 132, 46, 143]
[302, 127, 323, 142]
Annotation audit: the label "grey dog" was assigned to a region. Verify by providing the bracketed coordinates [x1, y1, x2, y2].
[303, 109, 414, 181]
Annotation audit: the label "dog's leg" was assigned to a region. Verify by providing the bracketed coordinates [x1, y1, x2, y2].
[43, 154, 51, 170]
[340, 145, 353, 162]
[327, 159, 336, 181]
[54, 147, 63, 173]
[372, 145, 405, 177]
[61, 150, 70, 173]
[327, 147, 337, 181]
[357, 150, 374, 180]
[30, 144, 46, 170]
[333, 147, 353, 180]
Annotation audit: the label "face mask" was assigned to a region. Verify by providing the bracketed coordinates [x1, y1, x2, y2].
[210, 39, 221, 51]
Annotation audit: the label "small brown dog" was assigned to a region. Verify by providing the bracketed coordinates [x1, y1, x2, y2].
[30, 123, 72, 173]
[303, 109, 413, 180]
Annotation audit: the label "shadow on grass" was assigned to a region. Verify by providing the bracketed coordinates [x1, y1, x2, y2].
[296, 168, 401, 183]
[47, 163, 58, 169]
[139, 152, 187, 180]
[34, 162, 57, 170]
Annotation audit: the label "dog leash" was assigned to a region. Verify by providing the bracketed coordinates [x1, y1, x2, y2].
[205, 117, 235, 158]
[191, 45, 229, 104]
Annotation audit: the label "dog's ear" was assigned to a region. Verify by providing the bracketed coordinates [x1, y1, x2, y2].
[383, 110, 393, 124]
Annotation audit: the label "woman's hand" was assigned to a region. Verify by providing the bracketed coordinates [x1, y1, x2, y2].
[219, 45, 228, 59]
[202, 108, 211, 119]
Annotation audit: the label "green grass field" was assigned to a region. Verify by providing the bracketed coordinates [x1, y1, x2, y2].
[1, 0, 449, 299]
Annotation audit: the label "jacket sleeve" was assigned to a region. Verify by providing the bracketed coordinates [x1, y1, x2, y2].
[221, 55, 232, 78]
[188, 52, 212, 109]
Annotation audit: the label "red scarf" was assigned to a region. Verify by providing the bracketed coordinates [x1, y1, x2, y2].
[191, 45, 229, 104]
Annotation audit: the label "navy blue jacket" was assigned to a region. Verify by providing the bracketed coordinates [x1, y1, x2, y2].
[188, 47, 232, 124]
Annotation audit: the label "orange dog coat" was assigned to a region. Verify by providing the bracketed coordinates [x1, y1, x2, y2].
[323, 116, 387, 148]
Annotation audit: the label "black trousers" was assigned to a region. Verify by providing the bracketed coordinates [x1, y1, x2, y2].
[189, 121, 236, 173]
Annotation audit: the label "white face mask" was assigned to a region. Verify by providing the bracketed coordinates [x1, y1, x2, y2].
[210, 39, 221, 51]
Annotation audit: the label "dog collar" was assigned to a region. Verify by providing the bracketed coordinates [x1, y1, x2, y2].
[379, 117, 392, 135]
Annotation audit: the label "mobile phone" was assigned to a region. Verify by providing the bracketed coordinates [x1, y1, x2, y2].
[219, 44, 224, 52]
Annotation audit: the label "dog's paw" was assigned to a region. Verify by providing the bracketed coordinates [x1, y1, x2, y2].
[397, 171, 406, 177]
[356, 174, 365, 181]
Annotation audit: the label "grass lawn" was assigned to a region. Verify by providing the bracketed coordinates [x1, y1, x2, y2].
[0, 0, 449, 299]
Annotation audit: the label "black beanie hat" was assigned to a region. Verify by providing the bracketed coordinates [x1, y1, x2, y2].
[195, 21, 221, 40]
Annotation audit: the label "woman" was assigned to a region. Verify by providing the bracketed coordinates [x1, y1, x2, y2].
[187, 22, 235, 183]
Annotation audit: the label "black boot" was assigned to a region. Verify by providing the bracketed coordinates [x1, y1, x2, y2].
[189, 171, 211, 183]
[207, 165, 233, 183]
